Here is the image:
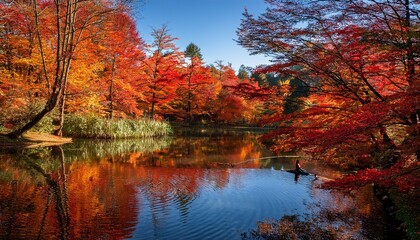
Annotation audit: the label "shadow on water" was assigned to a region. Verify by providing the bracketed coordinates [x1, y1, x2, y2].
[0, 130, 385, 239]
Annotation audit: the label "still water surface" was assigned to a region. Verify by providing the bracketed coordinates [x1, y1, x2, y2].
[0, 130, 380, 239]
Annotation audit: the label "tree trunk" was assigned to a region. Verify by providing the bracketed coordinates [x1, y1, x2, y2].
[8, 84, 63, 138]
[187, 70, 192, 122]
[54, 90, 67, 137]
[109, 56, 116, 119]
[32, 0, 51, 96]
[404, 0, 420, 130]
[150, 95, 155, 119]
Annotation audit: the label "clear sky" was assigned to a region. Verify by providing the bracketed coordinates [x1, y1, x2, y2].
[134, 0, 271, 72]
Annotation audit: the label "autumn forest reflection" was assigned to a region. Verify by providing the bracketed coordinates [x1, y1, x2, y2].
[0, 130, 383, 239]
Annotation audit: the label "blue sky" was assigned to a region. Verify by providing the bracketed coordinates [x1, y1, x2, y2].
[134, 0, 271, 71]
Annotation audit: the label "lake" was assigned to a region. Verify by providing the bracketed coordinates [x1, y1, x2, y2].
[0, 129, 384, 239]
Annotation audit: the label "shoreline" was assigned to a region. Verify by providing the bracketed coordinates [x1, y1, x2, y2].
[0, 132, 72, 149]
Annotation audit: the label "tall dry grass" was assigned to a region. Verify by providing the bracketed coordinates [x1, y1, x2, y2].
[63, 115, 172, 139]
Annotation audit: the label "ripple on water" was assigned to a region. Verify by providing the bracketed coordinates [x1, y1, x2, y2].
[133, 168, 317, 239]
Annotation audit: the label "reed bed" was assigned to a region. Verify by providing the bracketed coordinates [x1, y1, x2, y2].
[63, 115, 172, 139]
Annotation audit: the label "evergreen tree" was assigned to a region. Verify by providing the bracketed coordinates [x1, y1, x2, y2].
[237, 64, 250, 80]
[184, 43, 203, 60]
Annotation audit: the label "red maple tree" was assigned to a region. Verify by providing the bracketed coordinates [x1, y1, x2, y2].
[237, 0, 419, 191]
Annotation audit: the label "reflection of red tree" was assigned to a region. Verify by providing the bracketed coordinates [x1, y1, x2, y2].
[67, 159, 235, 228]
[0, 157, 141, 240]
[310, 184, 384, 238]
[67, 161, 139, 239]
[131, 135, 266, 168]
[0, 172, 45, 239]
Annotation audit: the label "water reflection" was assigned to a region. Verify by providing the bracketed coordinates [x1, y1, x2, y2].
[242, 185, 384, 239]
[62, 136, 172, 162]
[0, 147, 71, 239]
[0, 132, 383, 239]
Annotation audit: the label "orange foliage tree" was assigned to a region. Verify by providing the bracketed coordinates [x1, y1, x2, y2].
[171, 43, 215, 122]
[1, 0, 138, 137]
[139, 26, 183, 119]
[208, 61, 260, 124]
[0, 0, 47, 127]
[97, 11, 145, 119]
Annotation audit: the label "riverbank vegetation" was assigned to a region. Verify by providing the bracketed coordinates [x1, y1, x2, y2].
[62, 115, 171, 139]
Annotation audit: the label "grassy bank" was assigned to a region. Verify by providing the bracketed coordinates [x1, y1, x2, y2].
[62, 115, 172, 139]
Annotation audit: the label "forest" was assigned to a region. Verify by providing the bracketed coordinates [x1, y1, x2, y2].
[1, 0, 419, 238]
[0, 0, 269, 133]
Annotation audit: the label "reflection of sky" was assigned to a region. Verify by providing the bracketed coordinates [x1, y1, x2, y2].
[132, 168, 320, 239]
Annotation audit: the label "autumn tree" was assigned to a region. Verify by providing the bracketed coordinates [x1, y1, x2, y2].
[238, 0, 418, 150]
[0, 0, 48, 129]
[99, 11, 145, 119]
[237, 0, 419, 189]
[3, 0, 128, 138]
[170, 43, 214, 122]
[233, 74, 289, 124]
[183, 43, 203, 119]
[208, 61, 257, 123]
[8, 0, 82, 138]
[140, 26, 183, 119]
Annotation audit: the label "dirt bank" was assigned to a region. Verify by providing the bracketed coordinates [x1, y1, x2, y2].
[0, 132, 72, 149]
